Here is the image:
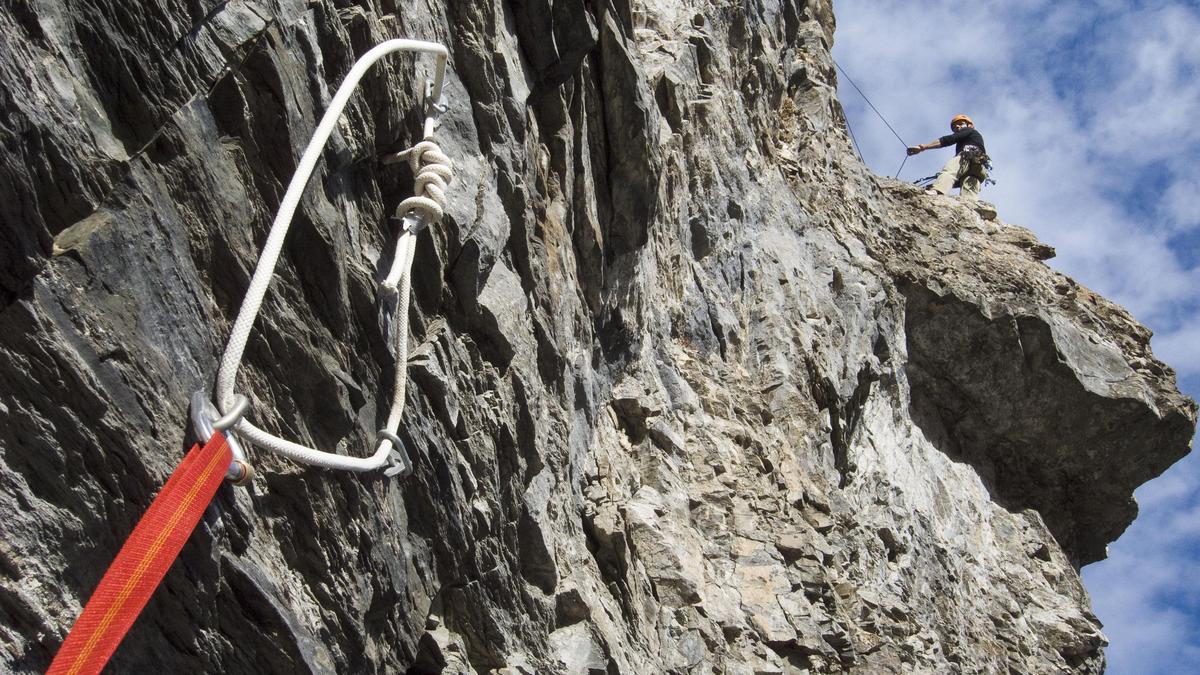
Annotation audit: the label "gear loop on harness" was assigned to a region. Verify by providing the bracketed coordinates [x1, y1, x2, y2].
[209, 38, 453, 476]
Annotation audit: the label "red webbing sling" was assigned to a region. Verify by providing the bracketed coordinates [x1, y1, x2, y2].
[47, 432, 232, 675]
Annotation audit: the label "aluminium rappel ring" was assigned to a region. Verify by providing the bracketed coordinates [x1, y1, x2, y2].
[189, 391, 254, 483]
[212, 395, 250, 431]
[377, 429, 414, 478]
[424, 79, 449, 115]
[390, 211, 430, 235]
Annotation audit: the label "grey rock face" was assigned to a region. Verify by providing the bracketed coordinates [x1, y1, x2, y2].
[0, 1, 1193, 674]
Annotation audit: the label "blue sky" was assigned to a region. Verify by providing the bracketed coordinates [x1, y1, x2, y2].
[831, 1, 1200, 672]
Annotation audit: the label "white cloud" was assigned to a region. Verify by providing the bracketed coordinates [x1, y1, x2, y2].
[1086, 5, 1200, 156]
[1136, 457, 1197, 509]
[1153, 318, 1200, 378]
[1086, 451, 1200, 673]
[1160, 177, 1200, 233]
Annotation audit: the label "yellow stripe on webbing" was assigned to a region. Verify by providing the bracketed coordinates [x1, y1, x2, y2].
[67, 440, 228, 675]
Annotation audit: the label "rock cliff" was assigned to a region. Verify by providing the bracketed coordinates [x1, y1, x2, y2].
[1, 0, 1194, 673]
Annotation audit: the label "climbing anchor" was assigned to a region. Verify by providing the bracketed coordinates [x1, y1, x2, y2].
[205, 38, 454, 478]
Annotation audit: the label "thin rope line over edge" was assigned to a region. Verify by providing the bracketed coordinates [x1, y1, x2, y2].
[832, 57, 908, 149]
[842, 108, 866, 163]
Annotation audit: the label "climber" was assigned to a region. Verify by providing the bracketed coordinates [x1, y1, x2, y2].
[906, 114, 989, 200]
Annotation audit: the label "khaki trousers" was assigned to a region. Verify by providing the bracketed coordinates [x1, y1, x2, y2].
[930, 153, 986, 200]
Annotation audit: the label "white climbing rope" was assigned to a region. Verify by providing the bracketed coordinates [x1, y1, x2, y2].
[208, 38, 454, 475]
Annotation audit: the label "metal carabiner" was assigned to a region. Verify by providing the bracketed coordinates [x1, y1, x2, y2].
[377, 429, 414, 478]
[190, 391, 254, 484]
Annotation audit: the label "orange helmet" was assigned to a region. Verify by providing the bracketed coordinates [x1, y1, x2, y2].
[950, 114, 974, 130]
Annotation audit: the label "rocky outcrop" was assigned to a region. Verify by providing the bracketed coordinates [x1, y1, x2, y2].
[873, 186, 1195, 568]
[0, 1, 1193, 673]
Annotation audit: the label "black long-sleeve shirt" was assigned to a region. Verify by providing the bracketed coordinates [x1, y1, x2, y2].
[937, 127, 986, 154]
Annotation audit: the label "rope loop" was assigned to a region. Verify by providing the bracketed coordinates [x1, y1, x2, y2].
[210, 38, 452, 475]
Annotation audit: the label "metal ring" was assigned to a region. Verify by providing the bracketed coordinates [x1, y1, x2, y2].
[401, 212, 428, 234]
[213, 395, 249, 431]
[190, 391, 218, 442]
[190, 391, 253, 483]
[378, 429, 406, 450]
[377, 429, 414, 478]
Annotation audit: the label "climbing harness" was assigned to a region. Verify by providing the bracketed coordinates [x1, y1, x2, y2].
[200, 38, 454, 477]
[950, 145, 993, 190]
[912, 145, 997, 191]
[959, 145, 990, 177]
[49, 38, 453, 675]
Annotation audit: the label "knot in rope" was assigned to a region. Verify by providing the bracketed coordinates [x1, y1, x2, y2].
[392, 140, 453, 224]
